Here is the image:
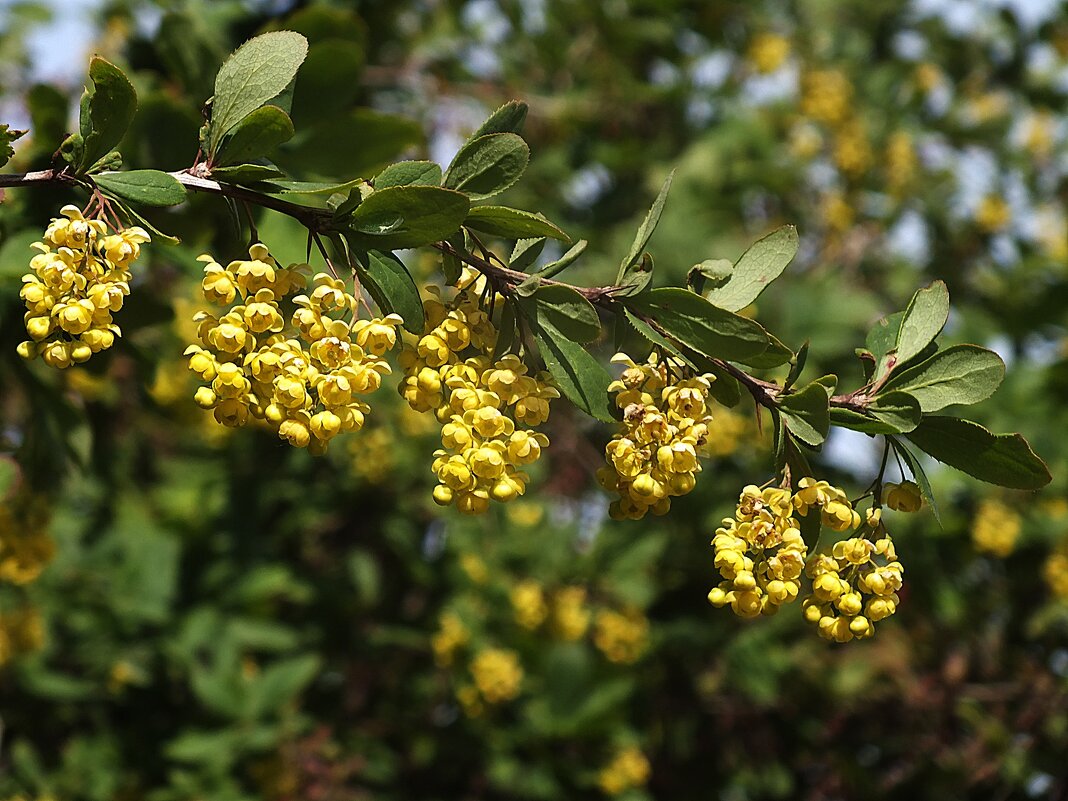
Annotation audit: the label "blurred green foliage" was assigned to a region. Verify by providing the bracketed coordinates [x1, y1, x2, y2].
[1, 1, 1068, 799]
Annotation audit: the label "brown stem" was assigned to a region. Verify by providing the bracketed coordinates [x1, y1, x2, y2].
[1, 167, 873, 417]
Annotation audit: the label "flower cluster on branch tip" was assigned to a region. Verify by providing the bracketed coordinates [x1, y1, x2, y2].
[185, 243, 402, 454]
[399, 267, 558, 514]
[18, 205, 148, 368]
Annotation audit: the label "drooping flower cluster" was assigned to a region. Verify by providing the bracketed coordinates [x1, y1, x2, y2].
[398, 269, 558, 514]
[186, 244, 402, 454]
[971, 498, 1022, 557]
[468, 647, 523, 704]
[597, 353, 717, 521]
[708, 485, 809, 618]
[802, 517, 903, 643]
[597, 746, 651, 796]
[1044, 538, 1068, 599]
[18, 205, 149, 368]
[1, 492, 53, 666]
[0, 493, 54, 587]
[593, 608, 650, 664]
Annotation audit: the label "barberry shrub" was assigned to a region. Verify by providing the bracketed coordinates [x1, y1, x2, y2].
[0, 30, 1051, 652]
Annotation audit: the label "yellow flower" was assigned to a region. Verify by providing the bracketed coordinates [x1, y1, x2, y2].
[431, 612, 468, 668]
[593, 609, 649, 664]
[975, 195, 1011, 233]
[597, 746, 651, 796]
[552, 586, 591, 641]
[460, 553, 489, 584]
[883, 481, 923, 513]
[747, 33, 791, 74]
[511, 580, 548, 629]
[801, 69, 853, 126]
[470, 648, 523, 703]
[1045, 540, 1068, 599]
[971, 499, 1021, 557]
[833, 118, 872, 178]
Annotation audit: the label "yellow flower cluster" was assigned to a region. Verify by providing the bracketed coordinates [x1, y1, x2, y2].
[793, 477, 861, 531]
[975, 194, 1012, 233]
[803, 529, 903, 643]
[510, 579, 549, 630]
[186, 243, 402, 454]
[597, 746, 651, 796]
[833, 119, 873, 178]
[469, 647, 523, 703]
[0, 606, 44, 667]
[0, 496, 54, 586]
[593, 608, 649, 664]
[1044, 539, 1068, 599]
[708, 485, 809, 618]
[18, 205, 149, 368]
[431, 611, 469, 668]
[801, 69, 853, 125]
[971, 498, 1021, 557]
[747, 33, 791, 74]
[598, 353, 716, 520]
[885, 130, 916, 193]
[882, 481, 923, 513]
[552, 586, 592, 641]
[399, 270, 558, 514]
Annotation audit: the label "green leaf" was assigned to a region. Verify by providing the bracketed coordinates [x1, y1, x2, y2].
[95, 170, 187, 207]
[351, 248, 425, 334]
[624, 288, 770, 364]
[892, 438, 941, 526]
[517, 284, 600, 343]
[778, 381, 829, 447]
[491, 300, 519, 361]
[444, 133, 530, 200]
[704, 225, 798, 312]
[622, 309, 741, 407]
[906, 417, 1051, 490]
[345, 186, 470, 251]
[374, 161, 442, 189]
[868, 390, 922, 433]
[687, 258, 733, 294]
[739, 332, 793, 369]
[207, 31, 308, 152]
[829, 407, 901, 435]
[510, 237, 546, 271]
[470, 101, 528, 138]
[535, 322, 614, 422]
[212, 105, 294, 166]
[862, 310, 903, 382]
[246, 655, 320, 719]
[0, 123, 26, 168]
[464, 206, 569, 242]
[784, 340, 810, 390]
[79, 57, 137, 171]
[615, 252, 654, 298]
[536, 240, 588, 279]
[881, 344, 1005, 413]
[121, 204, 180, 245]
[617, 170, 674, 282]
[895, 280, 950, 369]
[209, 164, 286, 183]
[259, 178, 365, 196]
